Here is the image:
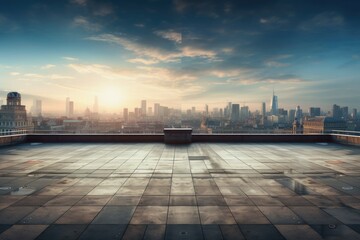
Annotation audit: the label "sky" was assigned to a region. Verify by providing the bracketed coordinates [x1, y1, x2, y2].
[0, 0, 360, 114]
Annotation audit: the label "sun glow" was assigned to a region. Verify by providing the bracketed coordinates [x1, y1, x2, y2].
[99, 88, 124, 110]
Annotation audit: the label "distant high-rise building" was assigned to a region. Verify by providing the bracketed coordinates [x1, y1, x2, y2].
[352, 108, 358, 120]
[341, 106, 349, 120]
[69, 101, 74, 117]
[278, 108, 287, 116]
[135, 108, 141, 118]
[123, 108, 128, 122]
[270, 90, 278, 115]
[154, 103, 160, 117]
[32, 99, 42, 117]
[288, 109, 296, 123]
[205, 104, 209, 116]
[309, 107, 321, 117]
[240, 106, 249, 121]
[332, 104, 342, 119]
[231, 104, 240, 122]
[141, 100, 147, 116]
[191, 107, 196, 115]
[65, 97, 70, 117]
[261, 102, 266, 116]
[219, 108, 223, 118]
[93, 96, 99, 113]
[148, 107, 153, 116]
[227, 102, 232, 119]
[295, 106, 302, 120]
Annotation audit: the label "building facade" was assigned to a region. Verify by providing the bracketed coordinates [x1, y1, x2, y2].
[0, 92, 34, 134]
[303, 116, 347, 134]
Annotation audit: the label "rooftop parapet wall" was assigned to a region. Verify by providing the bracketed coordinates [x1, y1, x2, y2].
[332, 134, 360, 146]
[1, 132, 359, 146]
[26, 134, 164, 143]
[26, 133, 333, 143]
[192, 134, 332, 143]
[0, 134, 27, 146]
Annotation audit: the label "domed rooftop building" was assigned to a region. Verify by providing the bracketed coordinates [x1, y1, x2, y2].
[7, 92, 22, 106]
[0, 91, 33, 134]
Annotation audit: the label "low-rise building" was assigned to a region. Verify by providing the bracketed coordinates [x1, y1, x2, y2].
[303, 116, 347, 134]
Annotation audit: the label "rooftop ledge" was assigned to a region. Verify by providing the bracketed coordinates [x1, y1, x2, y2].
[1, 130, 360, 147]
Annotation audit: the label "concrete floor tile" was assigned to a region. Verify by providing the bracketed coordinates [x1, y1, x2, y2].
[55, 206, 102, 224]
[0, 224, 48, 240]
[168, 206, 200, 224]
[92, 206, 136, 224]
[130, 206, 168, 224]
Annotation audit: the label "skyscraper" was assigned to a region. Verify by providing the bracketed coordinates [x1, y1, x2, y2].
[33, 99, 42, 117]
[270, 90, 278, 115]
[352, 108, 358, 120]
[332, 104, 341, 119]
[261, 102, 266, 117]
[295, 106, 302, 120]
[123, 108, 128, 122]
[288, 109, 296, 123]
[309, 107, 321, 117]
[227, 102, 232, 119]
[69, 101, 74, 117]
[341, 106, 349, 120]
[240, 106, 249, 121]
[231, 104, 240, 122]
[154, 103, 160, 117]
[141, 100, 147, 117]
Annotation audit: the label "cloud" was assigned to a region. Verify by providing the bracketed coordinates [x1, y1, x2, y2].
[87, 34, 178, 62]
[259, 16, 288, 26]
[265, 61, 289, 67]
[87, 34, 219, 63]
[181, 46, 217, 59]
[155, 30, 182, 44]
[0, 64, 12, 69]
[70, 0, 87, 6]
[67, 63, 205, 97]
[173, 0, 189, 12]
[227, 74, 305, 85]
[300, 12, 344, 30]
[264, 54, 292, 67]
[41, 64, 56, 69]
[22, 73, 74, 80]
[93, 5, 113, 16]
[73, 16, 101, 31]
[134, 23, 145, 28]
[127, 58, 159, 65]
[9, 72, 20, 76]
[207, 69, 244, 78]
[63, 56, 79, 61]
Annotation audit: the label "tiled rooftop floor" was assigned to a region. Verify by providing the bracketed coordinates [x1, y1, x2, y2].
[0, 142, 360, 239]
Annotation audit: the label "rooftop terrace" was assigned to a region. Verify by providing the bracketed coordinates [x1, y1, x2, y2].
[0, 142, 360, 239]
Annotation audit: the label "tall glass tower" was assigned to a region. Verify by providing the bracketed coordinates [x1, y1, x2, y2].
[270, 90, 278, 115]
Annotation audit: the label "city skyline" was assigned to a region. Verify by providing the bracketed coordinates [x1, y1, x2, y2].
[1, 0, 360, 112]
[0, 90, 357, 117]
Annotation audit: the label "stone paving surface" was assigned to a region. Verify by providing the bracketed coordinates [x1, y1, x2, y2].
[0, 142, 360, 239]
